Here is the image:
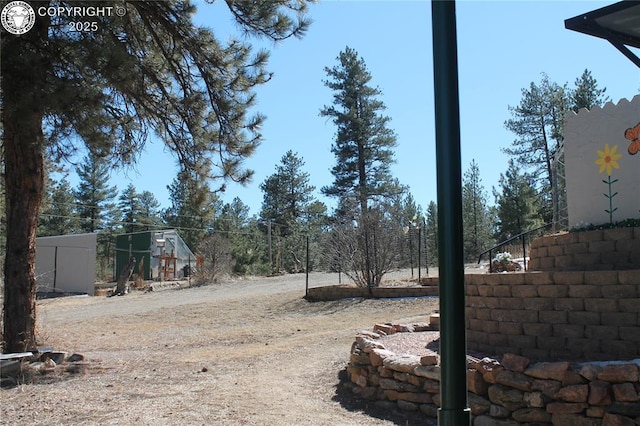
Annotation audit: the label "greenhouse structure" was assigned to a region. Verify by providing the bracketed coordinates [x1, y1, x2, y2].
[115, 229, 196, 281]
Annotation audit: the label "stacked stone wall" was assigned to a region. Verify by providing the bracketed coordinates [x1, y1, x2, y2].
[306, 281, 438, 301]
[528, 227, 640, 271]
[347, 324, 640, 425]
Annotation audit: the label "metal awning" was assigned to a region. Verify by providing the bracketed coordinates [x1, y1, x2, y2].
[565, 1, 640, 67]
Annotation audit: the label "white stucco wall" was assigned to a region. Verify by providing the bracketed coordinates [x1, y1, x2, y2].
[565, 95, 640, 228]
[36, 233, 97, 295]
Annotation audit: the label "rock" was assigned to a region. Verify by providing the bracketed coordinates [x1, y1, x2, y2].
[524, 361, 569, 381]
[474, 415, 518, 426]
[546, 402, 588, 414]
[355, 336, 385, 353]
[501, 353, 530, 373]
[531, 378, 562, 398]
[420, 353, 438, 366]
[523, 391, 545, 408]
[468, 368, 489, 396]
[554, 384, 589, 403]
[611, 383, 639, 402]
[382, 354, 421, 374]
[606, 402, 640, 418]
[578, 363, 602, 381]
[602, 412, 636, 426]
[489, 402, 512, 418]
[369, 348, 395, 367]
[66, 353, 85, 362]
[495, 370, 533, 392]
[476, 357, 504, 384]
[588, 380, 612, 405]
[467, 393, 491, 415]
[413, 365, 440, 381]
[598, 364, 639, 383]
[379, 378, 419, 392]
[373, 323, 395, 335]
[487, 384, 526, 411]
[512, 407, 552, 423]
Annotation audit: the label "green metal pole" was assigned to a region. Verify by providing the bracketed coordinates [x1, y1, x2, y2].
[431, 1, 471, 425]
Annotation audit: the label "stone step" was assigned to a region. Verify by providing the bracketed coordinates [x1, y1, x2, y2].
[428, 313, 440, 330]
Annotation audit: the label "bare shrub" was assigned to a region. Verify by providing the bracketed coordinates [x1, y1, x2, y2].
[194, 233, 233, 285]
[325, 208, 402, 289]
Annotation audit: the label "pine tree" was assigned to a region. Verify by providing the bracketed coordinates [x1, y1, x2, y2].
[118, 184, 143, 234]
[74, 153, 119, 234]
[39, 177, 79, 237]
[424, 201, 439, 267]
[137, 191, 163, 231]
[321, 47, 399, 211]
[214, 197, 267, 275]
[163, 170, 221, 251]
[260, 150, 316, 236]
[1, 0, 312, 352]
[320, 46, 400, 288]
[493, 160, 543, 243]
[503, 73, 569, 225]
[260, 150, 321, 272]
[571, 69, 609, 112]
[462, 160, 494, 262]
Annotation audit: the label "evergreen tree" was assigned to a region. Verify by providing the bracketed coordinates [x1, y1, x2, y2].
[424, 201, 438, 267]
[504, 71, 608, 230]
[260, 150, 322, 272]
[503, 73, 569, 225]
[260, 150, 316, 236]
[462, 160, 494, 262]
[163, 170, 221, 251]
[321, 47, 399, 211]
[215, 197, 267, 275]
[571, 69, 609, 112]
[320, 46, 400, 288]
[38, 177, 79, 237]
[74, 153, 119, 234]
[1, 0, 312, 352]
[137, 191, 163, 231]
[118, 183, 144, 234]
[493, 160, 543, 243]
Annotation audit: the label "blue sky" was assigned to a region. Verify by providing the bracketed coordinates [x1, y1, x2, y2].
[98, 1, 639, 216]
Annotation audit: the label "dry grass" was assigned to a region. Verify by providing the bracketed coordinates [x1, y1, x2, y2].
[2, 278, 439, 425]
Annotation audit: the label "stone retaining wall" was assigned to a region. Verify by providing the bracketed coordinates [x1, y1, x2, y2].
[347, 323, 640, 425]
[466, 271, 640, 361]
[305, 281, 439, 301]
[528, 227, 640, 271]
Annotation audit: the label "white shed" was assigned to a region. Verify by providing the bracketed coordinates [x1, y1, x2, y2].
[35, 233, 97, 295]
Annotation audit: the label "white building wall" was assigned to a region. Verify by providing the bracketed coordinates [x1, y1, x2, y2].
[564, 95, 640, 228]
[35, 233, 97, 295]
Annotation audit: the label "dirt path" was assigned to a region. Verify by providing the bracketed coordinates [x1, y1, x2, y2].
[1, 273, 439, 425]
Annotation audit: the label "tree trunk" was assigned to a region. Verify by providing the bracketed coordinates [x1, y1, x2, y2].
[2, 20, 48, 353]
[2, 112, 45, 354]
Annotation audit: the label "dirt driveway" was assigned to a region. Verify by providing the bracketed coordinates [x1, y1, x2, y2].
[1, 273, 439, 425]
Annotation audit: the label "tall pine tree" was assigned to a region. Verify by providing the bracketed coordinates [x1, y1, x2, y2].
[74, 153, 119, 234]
[493, 160, 543, 243]
[320, 46, 400, 288]
[462, 160, 493, 262]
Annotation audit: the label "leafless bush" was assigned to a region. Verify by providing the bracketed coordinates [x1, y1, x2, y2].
[194, 233, 233, 285]
[324, 208, 402, 289]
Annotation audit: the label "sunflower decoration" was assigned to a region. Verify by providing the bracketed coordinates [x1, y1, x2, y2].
[594, 144, 622, 224]
[595, 144, 622, 176]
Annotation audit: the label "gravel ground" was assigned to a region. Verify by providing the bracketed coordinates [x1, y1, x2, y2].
[1, 272, 440, 425]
